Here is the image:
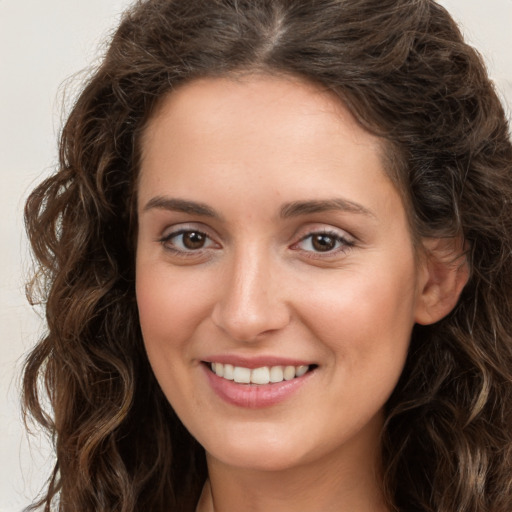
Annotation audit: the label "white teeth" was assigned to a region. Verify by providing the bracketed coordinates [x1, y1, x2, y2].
[269, 366, 284, 383]
[223, 364, 234, 380]
[212, 362, 224, 377]
[210, 363, 311, 384]
[295, 365, 308, 377]
[233, 366, 251, 383]
[251, 366, 270, 385]
[283, 366, 296, 381]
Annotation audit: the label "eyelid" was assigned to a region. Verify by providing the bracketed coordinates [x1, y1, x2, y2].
[293, 223, 356, 243]
[159, 222, 217, 241]
[156, 222, 356, 258]
[158, 223, 221, 254]
[290, 226, 356, 256]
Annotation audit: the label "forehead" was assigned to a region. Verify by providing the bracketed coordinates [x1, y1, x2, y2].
[144, 74, 382, 146]
[141, 75, 383, 171]
[137, 74, 405, 228]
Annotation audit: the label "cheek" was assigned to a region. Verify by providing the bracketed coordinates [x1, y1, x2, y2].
[298, 261, 418, 374]
[135, 265, 208, 410]
[135, 264, 211, 359]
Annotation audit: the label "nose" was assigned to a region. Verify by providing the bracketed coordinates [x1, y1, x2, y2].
[211, 247, 291, 342]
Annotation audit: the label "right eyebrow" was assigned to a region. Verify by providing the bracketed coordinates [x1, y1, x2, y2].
[280, 198, 375, 219]
[142, 196, 220, 218]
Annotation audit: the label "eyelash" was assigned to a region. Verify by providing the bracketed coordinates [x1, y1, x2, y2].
[158, 228, 355, 258]
[292, 230, 355, 258]
[158, 229, 217, 257]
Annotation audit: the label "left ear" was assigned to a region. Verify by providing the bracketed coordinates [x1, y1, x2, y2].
[414, 236, 470, 325]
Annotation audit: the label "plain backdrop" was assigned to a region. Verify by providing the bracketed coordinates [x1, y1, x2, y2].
[1, 1, 511, 510]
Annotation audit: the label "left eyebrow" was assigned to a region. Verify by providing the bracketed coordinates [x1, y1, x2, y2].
[142, 196, 220, 218]
[280, 198, 375, 218]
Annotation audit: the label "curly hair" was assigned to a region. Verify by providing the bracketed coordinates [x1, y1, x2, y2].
[23, 0, 512, 511]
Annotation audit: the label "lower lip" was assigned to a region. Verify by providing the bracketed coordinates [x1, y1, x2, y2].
[203, 364, 314, 409]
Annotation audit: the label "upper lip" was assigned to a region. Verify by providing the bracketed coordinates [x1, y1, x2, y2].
[202, 355, 314, 369]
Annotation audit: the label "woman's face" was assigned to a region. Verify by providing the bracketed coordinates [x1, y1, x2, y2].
[136, 75, 428, 474]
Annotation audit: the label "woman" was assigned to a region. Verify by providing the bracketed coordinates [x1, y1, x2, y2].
[23, 0, 512, 511]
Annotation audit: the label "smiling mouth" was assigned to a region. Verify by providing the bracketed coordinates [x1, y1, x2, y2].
[207, 362, 317, 385]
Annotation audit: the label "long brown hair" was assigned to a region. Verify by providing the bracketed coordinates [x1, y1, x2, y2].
[23, 1, 512, 511]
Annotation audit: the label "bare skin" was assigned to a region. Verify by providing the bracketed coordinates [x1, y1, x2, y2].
[136, 74, 468, 512]
[196, 419, 387, 512]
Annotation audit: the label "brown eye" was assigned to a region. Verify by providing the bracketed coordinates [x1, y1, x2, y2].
[311, 234, 337, 252]
[182, 231, 206, 250]
[293, 230, 354, 256]
[160, 229, 216, 253]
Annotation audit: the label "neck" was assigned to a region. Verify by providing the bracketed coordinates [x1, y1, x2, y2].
[196, 441, 389, 512]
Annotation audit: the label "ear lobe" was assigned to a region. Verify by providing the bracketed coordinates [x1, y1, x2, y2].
[414, 237, 470, 325]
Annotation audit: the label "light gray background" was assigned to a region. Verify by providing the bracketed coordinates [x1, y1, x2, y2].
[1, 1, 511, 510]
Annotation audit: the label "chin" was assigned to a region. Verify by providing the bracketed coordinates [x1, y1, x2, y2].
[210, 448, 307, 473]
[201, 428, 326, 474]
